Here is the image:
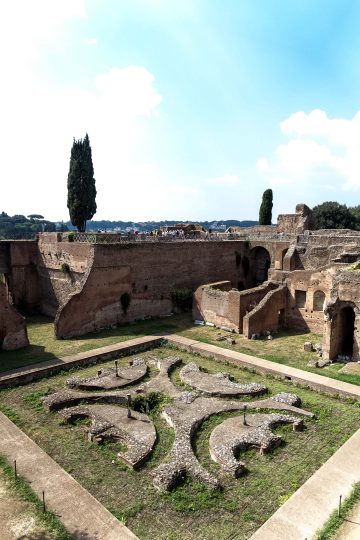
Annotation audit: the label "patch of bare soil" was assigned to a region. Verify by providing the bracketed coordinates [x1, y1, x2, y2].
[0, 469, 54, 540]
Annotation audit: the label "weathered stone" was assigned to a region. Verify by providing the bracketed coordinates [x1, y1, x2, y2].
[209, 413, 304, 477]
[304, 342, 313, 352]
[179, 362, 267, 397]
[59, 404, 156, 469]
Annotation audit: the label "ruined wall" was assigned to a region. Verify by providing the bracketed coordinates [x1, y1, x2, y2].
[277, 203, 314, 234]
[243, 285, 287, 338]
[238, 282, 280, 329]
[37, 234, 93, 317]
[283, 266, 335, 333]
[55, 240, 249, 337]
[322, 269, 360, 360]
[3, 241, 41, 312]
[0, 282, 28, 350]
[193, 281, 241, 331]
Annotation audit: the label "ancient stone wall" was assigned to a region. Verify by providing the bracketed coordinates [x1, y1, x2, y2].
[55, 241, 249, 337]
[277, 204, 314, 234]
[242, 284, 287, 337]
[281, 266, 335, 333]
[0, 281, 28, 350]
[37, 234, 93, 317]
[193, 281, 241, 331]
[4, 241, 41, 312]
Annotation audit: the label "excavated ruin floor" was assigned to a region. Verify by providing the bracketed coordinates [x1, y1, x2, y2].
[1, 343, 360, 540]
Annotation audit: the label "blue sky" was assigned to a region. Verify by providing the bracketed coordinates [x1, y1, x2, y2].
[1, 0, 360, 221]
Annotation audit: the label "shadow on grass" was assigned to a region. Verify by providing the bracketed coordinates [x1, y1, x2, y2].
[0, 313, 194, 374]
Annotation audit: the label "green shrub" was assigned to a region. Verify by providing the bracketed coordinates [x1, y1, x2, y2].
[171, 287, 193, 311]
[68, 232, 75, 242]
[131, 391, 170, 416]
[120, 292, 131, 313]
[61, 262, 70, 274]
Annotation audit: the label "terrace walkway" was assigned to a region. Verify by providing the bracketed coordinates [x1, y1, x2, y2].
[0, 412, 138, 540]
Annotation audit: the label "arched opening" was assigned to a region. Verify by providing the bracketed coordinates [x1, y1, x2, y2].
[250, 247, 271, 286]
[281, 248, 288, 270]
[313, 290, 325, 312]
[338, 306, 355, 357]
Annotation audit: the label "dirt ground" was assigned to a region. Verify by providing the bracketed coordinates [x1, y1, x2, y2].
[0, 469, 54, 540]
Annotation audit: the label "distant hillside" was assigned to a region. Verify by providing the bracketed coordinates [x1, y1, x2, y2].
[0, 212, 64, 239]
[66, 219, 258, 232]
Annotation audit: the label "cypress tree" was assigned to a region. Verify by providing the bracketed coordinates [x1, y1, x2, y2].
[259, 189, 273, 225]
[67, 134, 97, 232]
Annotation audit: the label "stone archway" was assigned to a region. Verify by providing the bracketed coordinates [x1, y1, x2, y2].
[250, 247, 271, 286]
[325, 302, 357, 360]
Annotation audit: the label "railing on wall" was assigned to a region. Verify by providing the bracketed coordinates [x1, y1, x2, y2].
[65, 231, 295, 244]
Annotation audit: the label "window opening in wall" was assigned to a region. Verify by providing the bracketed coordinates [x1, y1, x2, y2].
[313, 290, 325, 311]
[295, 290, 306, 308]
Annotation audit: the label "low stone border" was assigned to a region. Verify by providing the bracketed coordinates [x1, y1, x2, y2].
[163, 334, 360, 401]
[249, 427, 360, 540]
[0, 412, 138, 540]
[0, 335, 163, 388]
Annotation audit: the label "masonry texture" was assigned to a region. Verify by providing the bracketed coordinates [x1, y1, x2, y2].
[2, 204, 360, 363]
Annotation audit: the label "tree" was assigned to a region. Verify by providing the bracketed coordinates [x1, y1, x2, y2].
[67, 134, 97, 232]
[349, 205, 360, 230]
[313, 201, 355, 230]
[259, 189, 273, 225]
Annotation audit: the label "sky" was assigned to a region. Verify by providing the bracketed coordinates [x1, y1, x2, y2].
[2, 0, 360, 222]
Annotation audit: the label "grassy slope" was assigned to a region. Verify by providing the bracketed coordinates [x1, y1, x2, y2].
[0, 346, 359, 540]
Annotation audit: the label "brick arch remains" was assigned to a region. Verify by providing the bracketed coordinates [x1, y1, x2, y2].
[324, 300, 359, 361]
[249, 247, 271, 286]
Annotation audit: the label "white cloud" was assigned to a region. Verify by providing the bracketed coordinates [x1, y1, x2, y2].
[258, 109, 360, 198]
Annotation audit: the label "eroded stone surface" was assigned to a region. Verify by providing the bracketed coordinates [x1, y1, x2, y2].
[59, 404, 156, 469]
[66, 358, 147, 390]
[44, 357, 313, 488]
[209, 413, 303, 477]
[152, 392, 312, 491]
[180, 362, 267, 397]
[140, 356, 182, 397]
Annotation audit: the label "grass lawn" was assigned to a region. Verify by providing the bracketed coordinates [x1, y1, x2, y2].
[1, 346, 360, 540]
[177, 324, 360, 387]
[0, 314, 191, 373]
[1, 314, 360, 388]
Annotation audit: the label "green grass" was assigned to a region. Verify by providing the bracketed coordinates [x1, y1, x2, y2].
[316, 482, 360, 539]
[177, 324, 360, 387]
[0, 313, 191, 373]
[0, 455, 73, 539]
[2, 314, 360, 389]
[0, 346, 360, 540]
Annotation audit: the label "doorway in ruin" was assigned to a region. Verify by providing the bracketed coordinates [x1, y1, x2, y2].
[338, 306, 355, 357]
[250, 247, 271, 286]
[328, 304, 356, 360]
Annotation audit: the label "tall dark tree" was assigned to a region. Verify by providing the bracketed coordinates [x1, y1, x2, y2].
[313, 201, 355, 230]
[259, 189, 273, 225]
[67, 134, 97, 232]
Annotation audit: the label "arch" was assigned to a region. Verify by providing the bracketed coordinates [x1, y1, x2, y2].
[313, 290, 325, 312]
[250, 247, 271, 285]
